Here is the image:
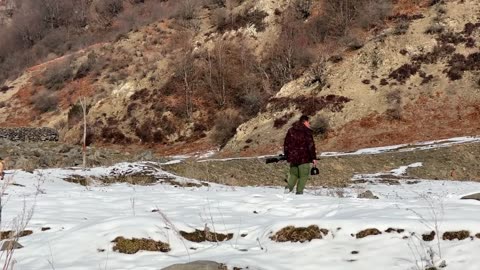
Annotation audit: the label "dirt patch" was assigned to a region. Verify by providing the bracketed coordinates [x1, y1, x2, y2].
[270, 225, 328, 243]
[442, 230, 470, 241]
[356, 228, 382, 239]
[422, 231, 436, 241]
[180, 229, 233, 243]
[385, 228, 405, 234]
[111, 236, 170, 254]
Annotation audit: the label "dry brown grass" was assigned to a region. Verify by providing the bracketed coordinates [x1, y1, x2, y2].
[355, 228, 381, 239]
[422, 231, 436, 241]
[442, 230, 470, 241]
[270, 225, 328, 243]
[112, 236, 170, 254]
[180, 229, 233, 243]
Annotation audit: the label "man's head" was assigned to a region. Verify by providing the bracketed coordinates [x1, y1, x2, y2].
[299, 115, 310, 128]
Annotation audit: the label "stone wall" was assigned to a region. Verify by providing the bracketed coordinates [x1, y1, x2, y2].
[0, 127, 59, 142]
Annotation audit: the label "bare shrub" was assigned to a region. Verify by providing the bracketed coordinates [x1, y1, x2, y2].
[393, 19, 410, 35]
[31, 91, 59, 113]
[94, 0, 123, 25]
[75, 52, 98, 79]
[310, 115, 330, 136]
[293, 0, 313, 19]
[324, 0, 392, 37]
[264, 12, 313, 91]
[305, 59, 327, 88]
[210, 109, 243, 147]
[174, 0, 200, 21]
[386, 89, 402, 120]
[214, 8, 268, 32]
[355, 0, 392, 29]
[41, 60, 74, 91]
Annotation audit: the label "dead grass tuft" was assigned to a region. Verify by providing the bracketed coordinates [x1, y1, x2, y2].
[180, 229, 233, 242]
[0, 230, 34, 240]
[63, 175, 89, 186]
[385, 228, 405, 233]
[270, 225, 328, 243]
[356, 228, 381, 239]
[112, 236, 170, 254]
[422, 231, 436, 241]
[442, 230, 470, 241]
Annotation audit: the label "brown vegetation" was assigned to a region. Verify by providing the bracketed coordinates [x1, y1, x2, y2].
[442, 230, 470, 241]
[270, 225, 329, 243]
[385, 228, 404, 233]
[112, 236, 170, 254]
[180, 229, 233, 242]
[355, 228, 381, 239]
[269, 95, 352, 116]
[422, 231, 436, 241]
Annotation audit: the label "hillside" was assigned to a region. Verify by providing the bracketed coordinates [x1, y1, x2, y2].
[0, 0, 479, 157]
[226, 0, 480, 155]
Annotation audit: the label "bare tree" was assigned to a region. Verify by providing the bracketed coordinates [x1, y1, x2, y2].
[324, 0, 358, 37]
[204, 41, 227, 107]
[79, 97, 88, 169]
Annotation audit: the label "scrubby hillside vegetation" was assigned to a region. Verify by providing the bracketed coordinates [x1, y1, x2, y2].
[0, 0, 478, 156]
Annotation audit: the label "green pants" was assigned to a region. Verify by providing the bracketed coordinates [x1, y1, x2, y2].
[287, 163, 310, 194]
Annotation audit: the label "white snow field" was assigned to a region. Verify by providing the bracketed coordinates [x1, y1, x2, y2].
[1, 138, 480, 270]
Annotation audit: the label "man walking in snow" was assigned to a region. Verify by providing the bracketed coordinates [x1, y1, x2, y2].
[283, 115, 317, 194]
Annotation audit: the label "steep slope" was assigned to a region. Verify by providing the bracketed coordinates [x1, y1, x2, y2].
[0, 0, 289, 154]
[226, 0, 480, 155]
[0, 0, 479, 157]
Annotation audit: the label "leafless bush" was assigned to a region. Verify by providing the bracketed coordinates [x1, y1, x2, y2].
[310, 115, 330, 136]
[355, 0, 392, 29]
[174, 0, 200, 21]
[31, 91, 59, 113]
[386, 89, 402, 120]
[40, 59, 74, 91]
[75, 52, 99, 79]
[210, 109, 243, 147]
[293, 0, 313, 19]
[94, 0, 123, 24]
[305, 59, 327, 88]
[393, 19, 410, 35]
[324, 0, 392, 37]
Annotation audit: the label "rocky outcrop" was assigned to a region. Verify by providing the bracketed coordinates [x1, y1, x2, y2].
[0, 127, 59, 142]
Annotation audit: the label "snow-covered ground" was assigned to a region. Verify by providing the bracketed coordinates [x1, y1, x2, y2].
[1, 138, 480, 270]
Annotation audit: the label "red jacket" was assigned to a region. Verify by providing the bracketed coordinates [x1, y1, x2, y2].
[284, 121, 317, 165]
